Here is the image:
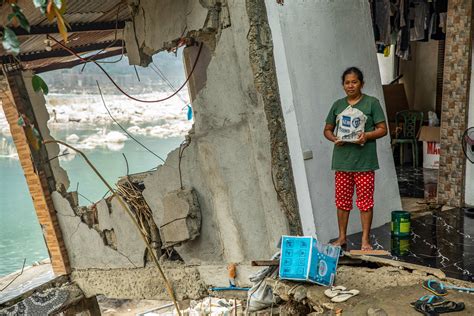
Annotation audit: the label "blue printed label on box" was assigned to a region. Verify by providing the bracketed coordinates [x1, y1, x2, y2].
[279, 236, 340, 286]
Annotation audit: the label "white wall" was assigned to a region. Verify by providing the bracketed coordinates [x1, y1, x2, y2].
[377, 46, 395, 85]
[266, 0, 402, 242]
[399, 41, 438, 113]
[466, 45, 474, 206]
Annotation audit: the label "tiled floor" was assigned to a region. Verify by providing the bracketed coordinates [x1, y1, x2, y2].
[346, 207, 474, 282]
[396, 167, 438, 199]
[344, 165, 474, 282]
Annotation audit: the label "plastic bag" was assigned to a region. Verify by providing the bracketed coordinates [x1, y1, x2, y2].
[335, 106, 367, 142]
[247, 252, 280, 312]
[428, 111, 439, 126]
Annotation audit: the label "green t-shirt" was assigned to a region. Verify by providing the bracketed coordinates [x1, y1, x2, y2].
[325, 94, 386, 171]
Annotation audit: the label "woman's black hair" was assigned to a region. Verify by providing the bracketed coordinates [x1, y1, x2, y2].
[342, 67, 364, 84]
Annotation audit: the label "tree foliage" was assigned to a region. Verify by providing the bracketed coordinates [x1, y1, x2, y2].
[1, 0, 69, 55]
[0, 0, 69, 95]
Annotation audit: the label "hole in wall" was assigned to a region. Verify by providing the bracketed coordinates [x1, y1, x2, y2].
[41, 49, 192, 207]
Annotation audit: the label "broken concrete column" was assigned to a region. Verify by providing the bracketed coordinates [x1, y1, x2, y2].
[161, 188, 201, 247]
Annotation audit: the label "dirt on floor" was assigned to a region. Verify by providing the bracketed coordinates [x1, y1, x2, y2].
[266, 265, 474, 315]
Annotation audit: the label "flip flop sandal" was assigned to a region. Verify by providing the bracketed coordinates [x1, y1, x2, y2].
[410, 295, 446, 307]
[423, 280, 448, 296]
[413, 302, 436, 316]
[431, 301, 465, 314]
[330, 289, 360, 303]
[324, 286, 347, 298]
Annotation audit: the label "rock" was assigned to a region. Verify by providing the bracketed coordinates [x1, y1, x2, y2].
[367, 307, 388, 316]
[412, 270, 428, 277]
[160, 188, 201, 247]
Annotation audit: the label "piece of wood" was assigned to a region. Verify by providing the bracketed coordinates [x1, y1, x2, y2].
[349, 250, 391, 256]
[251, 260, 279, 266]
[344, 253, 446, 279]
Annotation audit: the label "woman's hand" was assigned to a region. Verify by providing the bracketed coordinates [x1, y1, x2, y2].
[355, 132, 367, 145]
[334, 139, 345, 146]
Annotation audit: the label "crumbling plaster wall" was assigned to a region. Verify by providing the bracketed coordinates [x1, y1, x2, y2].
[19, 0, 298, 275]
[22, 70, 148, 270]
[126, 0, 298, 263]
[22, 71, 70, 190]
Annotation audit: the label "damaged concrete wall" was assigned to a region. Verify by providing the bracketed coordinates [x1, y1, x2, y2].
[20, 70, 148, 269]
[266, 0, 402, 242]
[125, 0, 298, 264]
[22, 71, 70, 191]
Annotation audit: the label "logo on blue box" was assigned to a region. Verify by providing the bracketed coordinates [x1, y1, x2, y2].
[342, 116, 351, 127]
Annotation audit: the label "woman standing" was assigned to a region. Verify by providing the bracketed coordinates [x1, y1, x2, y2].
[323, 67, 387, 251]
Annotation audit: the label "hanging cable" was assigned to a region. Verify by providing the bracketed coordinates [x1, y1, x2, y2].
[47, 34, 203, 104]
[96, 81, 166, 163]
[149, 63, 188, 105]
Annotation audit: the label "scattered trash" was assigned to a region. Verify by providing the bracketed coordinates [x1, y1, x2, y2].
[209, 263, 250, 292]
[367, 307, 388, 316]
[247, 252, 280, 312]
[330, 289, 359, 303]
[422, 279, 474, 295]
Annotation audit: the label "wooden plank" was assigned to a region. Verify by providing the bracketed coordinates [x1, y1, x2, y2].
[344, 253, 446, 279]
[349, 250, 391, 256]
[251, 260, 279, 266]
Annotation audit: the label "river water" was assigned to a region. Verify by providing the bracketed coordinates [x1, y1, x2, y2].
[0, 129, 182, 276]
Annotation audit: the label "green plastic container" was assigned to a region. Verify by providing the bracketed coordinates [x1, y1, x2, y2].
[391, 210, 411, 237]
[391, 236, 410, 256]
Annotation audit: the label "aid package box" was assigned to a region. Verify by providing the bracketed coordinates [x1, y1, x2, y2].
[335, 106, 367, 142]
[278, 236, 341, 286]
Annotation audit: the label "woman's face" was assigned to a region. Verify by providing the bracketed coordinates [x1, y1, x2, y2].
[343, 73, 363, 98]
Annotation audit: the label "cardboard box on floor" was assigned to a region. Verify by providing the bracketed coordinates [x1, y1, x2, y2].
[418, 126, 440, 169]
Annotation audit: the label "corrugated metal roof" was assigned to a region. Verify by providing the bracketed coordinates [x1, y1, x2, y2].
[0, 0, 130, 71]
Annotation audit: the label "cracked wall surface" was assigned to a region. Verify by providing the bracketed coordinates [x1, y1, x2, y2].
[126, 1, 300, 264]
[52, 192, 146, 269]
[13, 0, 301, 297]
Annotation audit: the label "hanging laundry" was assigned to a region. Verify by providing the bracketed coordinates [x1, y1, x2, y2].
[430, 0, 448, 40]
[410, 1, 430, 41]
[369, 0, 448, 60]
[375, 0, 392, 45]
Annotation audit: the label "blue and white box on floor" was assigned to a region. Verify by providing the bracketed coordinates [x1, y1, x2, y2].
[279, 236, 341, 286]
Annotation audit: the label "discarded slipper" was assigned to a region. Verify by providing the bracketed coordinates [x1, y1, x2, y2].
[410, 295, 445, 307]
[413, 302, 435, 316]
[415, 300, 465, 316]
[324, 286, 347, 298]
[422, 280, 448, 296]
[330, 289, 360, 303]
[430, 300, 465, 314]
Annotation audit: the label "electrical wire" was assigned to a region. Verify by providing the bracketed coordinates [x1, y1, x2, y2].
[96, 80, 166, 163]
[47, 34, 203, 104]
[149, 63, 188, 105]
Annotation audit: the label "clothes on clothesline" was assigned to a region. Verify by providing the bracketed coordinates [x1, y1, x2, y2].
[370, 0, 448, 60]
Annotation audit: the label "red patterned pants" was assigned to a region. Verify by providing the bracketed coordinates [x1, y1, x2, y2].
[335, 171, 375, 211]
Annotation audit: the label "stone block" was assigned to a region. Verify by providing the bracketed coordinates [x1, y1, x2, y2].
[160, 188, 201, 247]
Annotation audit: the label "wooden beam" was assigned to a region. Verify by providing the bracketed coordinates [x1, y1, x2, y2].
[1, 40, 124, 64]
[0, 21, 126, 37]
[251, 260, 279, 266]
[34, 48, 126, 74]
